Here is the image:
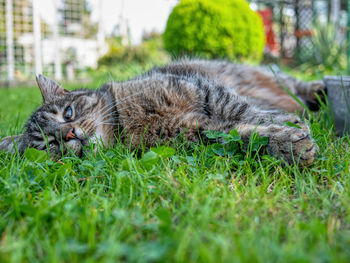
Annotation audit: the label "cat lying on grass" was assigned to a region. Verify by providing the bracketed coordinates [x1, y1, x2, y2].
[0, 60, 325, 165]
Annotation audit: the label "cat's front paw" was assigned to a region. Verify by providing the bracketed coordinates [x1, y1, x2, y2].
[271, 113, 310, 134]
[266, 125, 317, 166]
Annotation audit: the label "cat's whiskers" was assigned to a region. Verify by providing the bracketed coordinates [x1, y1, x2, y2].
[84, 110, 121, 133]
[91, 112, 129, 130]
[96, 103, 138, 125]
[93, 100, 117, 117]
[92, 115, 127, 129]
[79, 119, 97, 136]
[87, 103, 120, 129]
[96, 97, 140, 120]
[93, 122, 117, 128]
[95, 108, 121, 123]
[93, 109, 117, 127]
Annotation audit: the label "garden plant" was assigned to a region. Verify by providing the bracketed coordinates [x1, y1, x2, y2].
[164, 0, 265, 62]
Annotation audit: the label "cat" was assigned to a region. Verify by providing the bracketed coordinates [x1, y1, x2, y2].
[0, 59, 325, 165]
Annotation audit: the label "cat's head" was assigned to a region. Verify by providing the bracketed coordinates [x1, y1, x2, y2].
[0, 75, 116, 156]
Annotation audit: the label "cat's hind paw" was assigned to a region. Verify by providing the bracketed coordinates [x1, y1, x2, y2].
[305, 80, 326, 111]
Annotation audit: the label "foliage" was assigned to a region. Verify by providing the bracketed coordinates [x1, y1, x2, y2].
[163, 0, 265, 62]
[297, 22, 347, 77]
[98, 33, 170, 67]
[205, 129, 268, 160]
[1, 66, 350, 262]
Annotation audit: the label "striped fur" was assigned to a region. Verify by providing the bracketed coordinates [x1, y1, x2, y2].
[0, 60, 324, 165]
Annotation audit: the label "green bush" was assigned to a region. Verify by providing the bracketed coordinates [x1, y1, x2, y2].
[164, 0, 265, 62]
[98, 33, 169, 67]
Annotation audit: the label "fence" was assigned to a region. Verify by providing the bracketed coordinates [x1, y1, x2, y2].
[1, 0, 348, 85]
[249, 0, 347, 61]
[0, 0, 107, 85]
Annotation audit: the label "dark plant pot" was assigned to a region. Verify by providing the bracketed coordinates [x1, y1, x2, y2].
[324, 76, 350, 135]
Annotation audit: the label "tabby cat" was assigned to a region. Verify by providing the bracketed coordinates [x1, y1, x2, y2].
[0, 60, 325, 165]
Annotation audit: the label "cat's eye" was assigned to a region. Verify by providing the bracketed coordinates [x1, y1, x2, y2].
[64, 106, 73, 121]
[49, 140, 57, 148]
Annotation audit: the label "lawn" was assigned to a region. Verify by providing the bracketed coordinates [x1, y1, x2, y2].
[0, 64, 350, 262]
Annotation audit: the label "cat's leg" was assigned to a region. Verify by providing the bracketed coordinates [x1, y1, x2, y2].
[247, 113, 317, 166]
[204, 110, 316, 165]
[223, 68, 324, 113]
[295, 80, 326, 111]
[235, 123, 316, 165]
[273, 71, 326, 111]
[201, 86, 317, 165]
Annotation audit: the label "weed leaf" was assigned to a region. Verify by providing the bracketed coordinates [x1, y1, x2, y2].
[24, 148, 47, 163]
[150, 146, 175, 158]
[141, 151, 159, 170]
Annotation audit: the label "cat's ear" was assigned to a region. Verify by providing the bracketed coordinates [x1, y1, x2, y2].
[35, 74, 69, 103]
[0, 135, 23, 154]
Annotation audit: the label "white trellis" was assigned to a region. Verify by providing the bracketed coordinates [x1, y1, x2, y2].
[1, 0, 107, 84]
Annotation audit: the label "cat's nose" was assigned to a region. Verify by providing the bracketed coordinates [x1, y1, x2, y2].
[64, 128, 76, 141]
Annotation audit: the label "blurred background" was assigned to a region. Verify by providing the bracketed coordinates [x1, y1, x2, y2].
[0, 0, 348, 85]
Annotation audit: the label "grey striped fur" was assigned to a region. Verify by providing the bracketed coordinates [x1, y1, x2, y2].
[0, 60, 324, 165]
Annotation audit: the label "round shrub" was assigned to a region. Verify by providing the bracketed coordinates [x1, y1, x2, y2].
[164, 0, 265, 62]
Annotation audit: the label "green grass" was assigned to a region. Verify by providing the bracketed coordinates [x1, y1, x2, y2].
[1, 65, 350, 262]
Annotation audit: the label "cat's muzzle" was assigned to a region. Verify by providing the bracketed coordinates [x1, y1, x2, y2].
[61, 127, 86, 156]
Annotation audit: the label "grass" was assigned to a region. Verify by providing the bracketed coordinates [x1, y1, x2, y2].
[0, 64, 350, 262]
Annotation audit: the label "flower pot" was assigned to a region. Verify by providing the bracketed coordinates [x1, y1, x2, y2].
[324, 76, 350, 135]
